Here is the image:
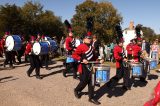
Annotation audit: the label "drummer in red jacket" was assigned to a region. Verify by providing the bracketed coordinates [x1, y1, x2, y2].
[126, 39, 133, 60]
[132, 38, 148, 83]
[63, 32, 77, 79]
[107, 39, 130, 90]
[65, 32, 76, 53]
[72, 34, 103, 105]
[132, 39, 142, 62]
[26, 36, 42, 79]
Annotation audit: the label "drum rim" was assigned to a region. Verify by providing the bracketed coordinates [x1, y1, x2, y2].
[129, 63, 143, 66]
[94, 66, 110, 70]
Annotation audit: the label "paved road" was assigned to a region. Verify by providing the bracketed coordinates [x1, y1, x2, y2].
[0, 59, 160, 106]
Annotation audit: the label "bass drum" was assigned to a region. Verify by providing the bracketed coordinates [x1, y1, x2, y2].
[33, 42, 49, 55]
[44, 36, 58, 52]
[5, 35, 22, 51]
[47, 40, 58, 52]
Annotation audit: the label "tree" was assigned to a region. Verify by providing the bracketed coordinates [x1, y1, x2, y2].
[0, 4, 23, 36]
[0, 1, 64, 41]
[21, 1, 43, 35]
[142, 26, 156, 42]
[71, 0, 122, 43]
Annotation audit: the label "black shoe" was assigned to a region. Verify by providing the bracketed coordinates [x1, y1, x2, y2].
[95, 83, 100, 87]
[36, 76, 42, 79]
[46, 67, 50, 70]
[122, 86, 131, 90]
[140, 79, 148, 83]
[14, 62, 19, 65]
[74, 89, 81, 99]
[88, 98, 101, 105]
[9, 65, 14, 69]
[3, 63, 6, 68]
[27, 72, 31, 77]
[63, 70, 67, 77]
[73, 75, 78, 79]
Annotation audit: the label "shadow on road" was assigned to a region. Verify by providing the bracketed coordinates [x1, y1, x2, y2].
[94, 82, 127, 100]
[41, 69, 64, 78]
[48, 65, 64, 70]
[147, 74, 158, 80]
[0, 76, 19, 83]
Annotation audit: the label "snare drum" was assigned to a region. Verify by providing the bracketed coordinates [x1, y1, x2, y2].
[5, 35, 22, 51]
[94, 64, 110, 83]
[145, 58, 157, 70]
[130, 62, 143, 77]
[33, 42, 49, 55]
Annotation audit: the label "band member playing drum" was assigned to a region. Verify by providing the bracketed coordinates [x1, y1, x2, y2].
[2, 32, 14, 68]
[26, 36, 42, 79]
[132, 38, 148, 83]
[63, 31, 77, 79]
[72, 34, 103, 105]
[108, 39, 130, 90]
[40, 35, 49, 70]
[126, 39, 133, 60]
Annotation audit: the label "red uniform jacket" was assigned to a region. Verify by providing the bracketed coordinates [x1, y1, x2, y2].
[25, 42, 32, 55]
[144, 81, 160, 106]
[0, 39, 3, 57]
[113, 45, 123, 68]
[126, 43, 133, 55]
[65, 36, 75, 51]
[132, 44, 141, 62]
[72, 43, 95, 74]
[1, 38, 5, 52]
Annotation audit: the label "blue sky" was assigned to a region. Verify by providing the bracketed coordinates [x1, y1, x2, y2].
[0, 0, 160, 34]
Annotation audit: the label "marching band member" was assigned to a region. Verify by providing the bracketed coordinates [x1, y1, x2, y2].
[0, 38, 3, 57]
[41, 35, 49, 70]
[26, 36, 42, 79]
[17, 36, 26, 64]
[72, 34, 103, 105]
[63, 31, 77, 79]
[107, 24, 130, 90]
[63, 20, 77, 79]
[108, 39, 130, 90]
[126, 39, 133, 60]
[2, 32, 14, 68]
[132, 38, 148, 83]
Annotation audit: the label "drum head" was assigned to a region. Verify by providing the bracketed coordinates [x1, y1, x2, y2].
[5, 36, 14, 51]
[33, 42, 41, 55]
